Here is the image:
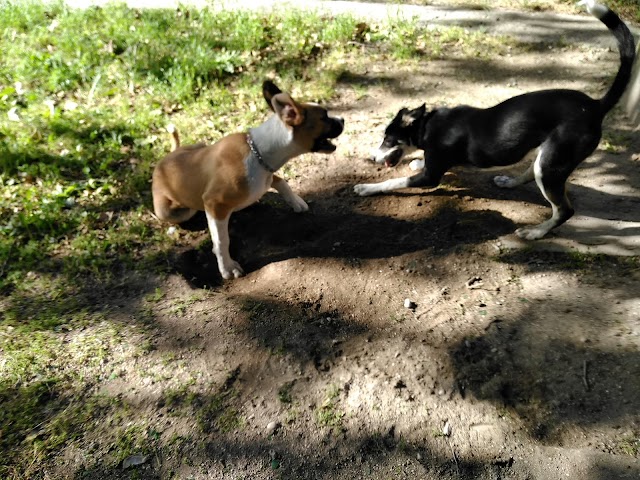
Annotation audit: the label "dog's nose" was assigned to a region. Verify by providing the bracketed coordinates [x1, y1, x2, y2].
[329, 117, 345, 137]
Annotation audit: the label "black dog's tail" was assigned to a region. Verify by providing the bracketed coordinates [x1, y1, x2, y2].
[582, 0, 636, 115]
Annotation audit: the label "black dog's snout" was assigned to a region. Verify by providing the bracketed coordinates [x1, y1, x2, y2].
[328, 117, 345, 138]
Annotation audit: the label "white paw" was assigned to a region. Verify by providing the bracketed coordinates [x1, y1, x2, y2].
[290, 196, 309, 213]
[494, 175, 516, 189]
[220, 260, 245, 280]
[353, 183, 376, 197]
[409, 159, 424, 171]
[515, 226, 548, 241]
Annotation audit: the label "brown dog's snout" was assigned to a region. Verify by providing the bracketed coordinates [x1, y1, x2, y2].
[311, 116, 344, 153]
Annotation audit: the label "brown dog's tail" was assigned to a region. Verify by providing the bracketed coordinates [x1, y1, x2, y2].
[166, 124, 180, 151]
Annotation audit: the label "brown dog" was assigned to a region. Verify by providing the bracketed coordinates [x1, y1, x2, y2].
[152, 81, 344, 279]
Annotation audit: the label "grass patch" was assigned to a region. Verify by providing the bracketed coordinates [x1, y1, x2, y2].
[315, 384, 345, 430]
[0, 1, 366, 295]
[619, 435, 640, 456]
[0, 381, 117, 478]
[368, 21, 516, 60]
[196, 388, 243, 434]
[278, 381, 295, 404]
[496, 250, 639, 273]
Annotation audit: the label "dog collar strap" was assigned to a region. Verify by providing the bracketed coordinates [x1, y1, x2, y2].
[247, 133, 277, 173]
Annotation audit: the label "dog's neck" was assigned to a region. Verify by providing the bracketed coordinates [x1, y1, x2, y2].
[248, 115, 303, 172]
[411, 110, 436, 150]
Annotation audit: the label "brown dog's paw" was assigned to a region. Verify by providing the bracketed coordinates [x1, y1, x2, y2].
[221, 261, 245, 280]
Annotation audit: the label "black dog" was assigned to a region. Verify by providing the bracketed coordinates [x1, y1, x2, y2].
[354, 0, 636, 240]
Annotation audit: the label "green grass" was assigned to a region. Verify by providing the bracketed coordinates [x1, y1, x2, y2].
[619, 435, 640, 456]
[605, 0, 640, 22]
[278, 381, 295, 404]
[315, 384, 345, 430]
[0, 1, 531, 476]
[196, 373, 244, 433]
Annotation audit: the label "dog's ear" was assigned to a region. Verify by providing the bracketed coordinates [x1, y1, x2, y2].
[394, 108, 408, 118]
[262, 81, 283, 112]
[272, 92, 304, 127]
[401, 104, 426, 127]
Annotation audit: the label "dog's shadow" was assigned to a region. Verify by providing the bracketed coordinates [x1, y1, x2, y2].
[171, 195, 515, 289]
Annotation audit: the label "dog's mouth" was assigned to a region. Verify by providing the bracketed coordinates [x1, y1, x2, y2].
[311, 117, 344, 153]
[383, 148, 404, 168]
[312, 138, 337, 153]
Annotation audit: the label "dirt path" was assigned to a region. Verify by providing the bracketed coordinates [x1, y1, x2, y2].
[50, 2, 640, 479]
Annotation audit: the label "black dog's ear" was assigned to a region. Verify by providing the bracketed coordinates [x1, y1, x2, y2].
[262, 81, 283, 112]
[390, 107, 408, 123]
[401, 103, 426, 127]
[424, 108, 436, 123]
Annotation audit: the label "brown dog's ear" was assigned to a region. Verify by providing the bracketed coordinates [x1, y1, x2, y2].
[262, 80, 283, 112]
[272, 92, 304, 127]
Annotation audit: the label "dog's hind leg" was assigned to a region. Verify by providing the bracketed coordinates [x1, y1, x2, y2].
[515, 148, 575, 240]
[152, 194, 197, 224]
[494, 149, 538, 188]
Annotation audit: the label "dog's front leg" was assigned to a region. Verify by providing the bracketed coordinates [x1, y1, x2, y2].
[271, 175, 309, 212]
[354, 166, 444, 196]
[205, 210, 244, 279]
[354, 176, 413, 196]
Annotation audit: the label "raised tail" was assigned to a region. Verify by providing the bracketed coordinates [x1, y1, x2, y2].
[166, 124, 180, 151]
[580, 0, 636, 115]
[624, 45, 640, 124]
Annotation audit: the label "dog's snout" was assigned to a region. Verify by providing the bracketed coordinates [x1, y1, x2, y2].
[328, 116, 345, 138]
[370, 146, 386, 164]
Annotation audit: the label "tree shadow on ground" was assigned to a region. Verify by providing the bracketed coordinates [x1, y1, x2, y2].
[171, 199, 515, 289]
[449, 249, 640, 444]
[451, 321, 640, 439]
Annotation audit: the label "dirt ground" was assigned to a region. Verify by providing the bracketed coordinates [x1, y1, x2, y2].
[49, 5, 640, 480]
